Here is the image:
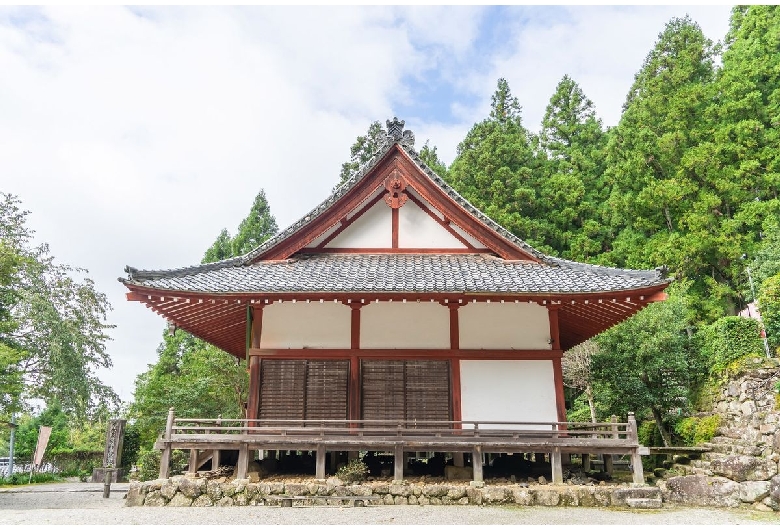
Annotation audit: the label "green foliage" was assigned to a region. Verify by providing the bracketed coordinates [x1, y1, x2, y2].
[0, 472, 61, 486]
[49, 450, 102, 478]
[13, 403, 70, 459]
[337, 121, 386, 188]
[336, 458, 369, 483]
[121, 423, 141, 469]
[758, 272, 780, 354]
[601, 16, 749, 319]
[231, 190, 279, 256]
[637, 420, 664, 447]
[418, 141, 448, 177]
[131, 191, 276, 450]
[592, 285, 704, 446]
[447, 78, 546, 249]
[0, 193, 117, 420]
[203, 190, 278, 262]
[537, 75, 609, 260]
[673, 415, 720, 446]
[10, 403, 108, 476]
[133, 447, 188, 482]
[129, 333, 248, 449]
[698, 316, 765, 377]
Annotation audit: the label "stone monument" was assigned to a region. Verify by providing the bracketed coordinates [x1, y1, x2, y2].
[92, 418, 126, 483]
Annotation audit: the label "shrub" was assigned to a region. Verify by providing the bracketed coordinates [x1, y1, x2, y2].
[673, 415, 720, 446]
[49, 449, 102, 477]
[121, 424, 141, 469]
[698, 316, 764, 377]
[335, 459, 369, 483]
[638, 420, 664, 447]
[133, 448, 188, 481]
[0, 472, 61, 486]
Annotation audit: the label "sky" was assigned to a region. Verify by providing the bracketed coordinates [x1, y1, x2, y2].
[0, 5, 734, 405]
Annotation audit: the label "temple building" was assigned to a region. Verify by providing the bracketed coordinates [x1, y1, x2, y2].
[121, 118, 670, 482]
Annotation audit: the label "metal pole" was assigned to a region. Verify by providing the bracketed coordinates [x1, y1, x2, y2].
[7, 413, 16, 478]
[746, 267, 772, 358]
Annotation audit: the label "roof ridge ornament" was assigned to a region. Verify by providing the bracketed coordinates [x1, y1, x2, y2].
[384, 168, 408, 209]
[386, 117, 415, 149]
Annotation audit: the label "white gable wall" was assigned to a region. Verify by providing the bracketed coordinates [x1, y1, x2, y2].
[449, 223, 488, 249]
[459, 302, 551, 350]
[325, 199, 391, 248]
[460, 360, 558, 427]
[398, 198, 467, 248]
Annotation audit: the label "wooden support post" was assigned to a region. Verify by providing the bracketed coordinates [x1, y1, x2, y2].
[328, 451, 337, 473]
[348, 451, 359, 462]
[453, 453, 464, 467]
[212, 450, 220, 471]
[631, 449, 645, 485]
[603, 454, 613, 474]
[394, 444, 404, 482]
[189, 450, 198, 473]
[316, 444, 326, 479]
[627, 412, 644, 484]
[561, 453, 571, 466]
[551, 448, 563, 484]
[604, 414, 618, 474]
[236, 443, 249, 480]
[534, 453, 545, 464]
[582, 453, 591, 472]
[158, 407, 175, 479]
[472, 446, 483, 483]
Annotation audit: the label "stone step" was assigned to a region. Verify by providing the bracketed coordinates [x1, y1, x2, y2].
[627, 498, 663, 509]
[708, 436, 757, 447]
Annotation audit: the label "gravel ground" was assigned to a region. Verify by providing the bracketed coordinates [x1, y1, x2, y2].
[0, 482, 777, 525]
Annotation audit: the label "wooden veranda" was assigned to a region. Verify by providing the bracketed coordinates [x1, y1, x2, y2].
[155, 409, 647, 484]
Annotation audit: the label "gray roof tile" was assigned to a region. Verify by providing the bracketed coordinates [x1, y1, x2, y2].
[123, 253, 668, 295]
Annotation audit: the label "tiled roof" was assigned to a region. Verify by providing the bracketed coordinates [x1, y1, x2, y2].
[221, 118, 548, 266]
[123, 253, 668, 295]
[121, 118, 669, 296]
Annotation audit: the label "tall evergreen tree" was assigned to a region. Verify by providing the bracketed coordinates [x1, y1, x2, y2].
[336, 121, 386, 188]
[703, 6, 780, 308]
[130, 191, 278, 449]
[447, 79, 545, 248]
[202, 229, 232, 264]
[418, 140, 448, 177]
[602, 16, 728, 318]
[537, 75, 608, 260]
[232, 190, 279, 256]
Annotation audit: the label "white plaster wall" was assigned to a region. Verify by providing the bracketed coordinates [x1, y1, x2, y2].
[325, 199, 391, 248]
[361, 302, 449, 348]
[460, 360, 558, 428]
[449, 223, 488, 249]
[459, 302, 551, 350]
[305, 223, 340, 248]
[398, 199, 466, 248]
[260, 301, 351, 349]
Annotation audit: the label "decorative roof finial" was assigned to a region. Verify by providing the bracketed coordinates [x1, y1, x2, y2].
[386, 117, 405, 141]
[385, 117, 415, 148]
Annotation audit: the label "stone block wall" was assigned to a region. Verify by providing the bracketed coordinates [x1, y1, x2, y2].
[657, 361, 780, 512]
[125, 476, 662, 508]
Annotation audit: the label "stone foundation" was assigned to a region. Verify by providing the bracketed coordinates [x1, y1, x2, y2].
[125, 475, 662, 508]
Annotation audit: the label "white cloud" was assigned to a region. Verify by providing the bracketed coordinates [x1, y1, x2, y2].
[0, 6, 734, 403]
